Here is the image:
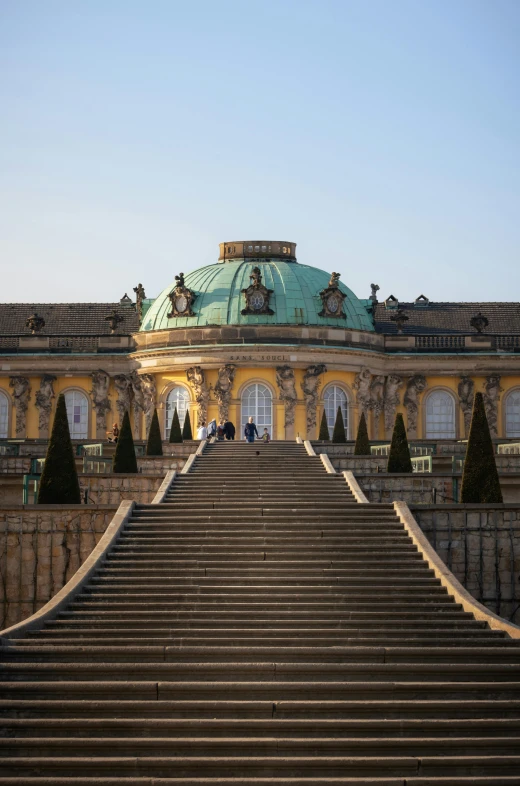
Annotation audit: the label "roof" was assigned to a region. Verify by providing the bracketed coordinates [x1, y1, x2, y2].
[374, 301, 520, 335]
[0, 302, 139, 336]
[141, 260, 375, 333]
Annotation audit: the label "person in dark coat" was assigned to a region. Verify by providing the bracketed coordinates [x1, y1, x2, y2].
[244, 417, 259, 443]
[223, 420, 235, 440]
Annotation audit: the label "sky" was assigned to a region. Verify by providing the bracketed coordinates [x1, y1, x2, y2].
[0, 0, 519, 304]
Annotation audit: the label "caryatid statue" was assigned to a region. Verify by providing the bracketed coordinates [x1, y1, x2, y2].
[186, 366, 209, 427]
[276, 366, 297, 429]
[35, 375, 56, 435]
[301, 364, 326, 437]
[9, 377, 31, 437]
[213, 365, 237, 422]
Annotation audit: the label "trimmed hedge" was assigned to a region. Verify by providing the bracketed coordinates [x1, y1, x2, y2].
[169, 407, 183, 443]
[387, 413, 412, 473]
[37, 393, 81, 504]
[354, 411, 371, 455]
[318, 410, 330, 441]
[461, 392, 503, 503]
[113, 410, 138, 473]
[332, 407, 347, 443]
[182, 409, 193, 440]
[146, 408, 163, 456]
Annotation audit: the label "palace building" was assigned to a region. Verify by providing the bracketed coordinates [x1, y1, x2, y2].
[1, 240, 519, 443]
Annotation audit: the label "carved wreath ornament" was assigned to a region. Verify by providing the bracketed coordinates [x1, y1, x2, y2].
[168, 272, 196, 318]
[241, 266, 274, 315]
[318, 272, 346, 319]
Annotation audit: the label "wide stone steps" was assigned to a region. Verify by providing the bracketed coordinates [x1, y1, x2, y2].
[2, 441, 519, 783]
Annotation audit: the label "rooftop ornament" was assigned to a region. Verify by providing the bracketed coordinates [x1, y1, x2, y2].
[319, 272, 346, 319]
[370, 283, 380, 303]
[119, 293, 133, 307]
[470, 312, 489, 334]
[385, 294, 399, 310]
[241, 266, 274, 315]
[414, 294, 429, 307]
[390, 308, 410, 334]
[133, 283, 146, 325]
[25, 312, 45, 334]
[167, 272, 196, 318]
[105, 309, 124, 333]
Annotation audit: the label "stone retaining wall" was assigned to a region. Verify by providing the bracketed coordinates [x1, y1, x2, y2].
[357, 474, 456, 504]
[137, 456, 187, 475]
[0, 505, 117, 629]
[80, 474, 163, 504]
[412, 505, 520, 625]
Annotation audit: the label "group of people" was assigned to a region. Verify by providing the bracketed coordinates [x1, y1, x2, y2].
[196, 416, 271, 443]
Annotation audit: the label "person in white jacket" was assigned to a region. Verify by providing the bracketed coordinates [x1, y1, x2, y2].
[196, 421, 208, 440]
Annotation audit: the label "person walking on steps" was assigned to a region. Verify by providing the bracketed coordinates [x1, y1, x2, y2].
[244, 416, 259, 443]
[197, 421, 208, 440]
[223, 419, 235, 440]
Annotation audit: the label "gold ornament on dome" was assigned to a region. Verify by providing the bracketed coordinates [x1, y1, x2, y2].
[168, 272, 196, 318]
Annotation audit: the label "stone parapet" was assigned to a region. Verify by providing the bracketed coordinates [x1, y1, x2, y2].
[0, 505, 117, 629]
[411, 504, 520, 625]
[80, 474, 163, 504]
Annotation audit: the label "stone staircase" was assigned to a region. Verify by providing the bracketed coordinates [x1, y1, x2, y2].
[1, 439, 520, 784]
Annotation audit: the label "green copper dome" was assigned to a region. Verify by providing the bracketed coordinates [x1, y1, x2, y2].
[141, 246, 374, 333]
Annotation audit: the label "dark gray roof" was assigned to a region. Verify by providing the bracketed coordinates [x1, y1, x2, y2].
[374, 302, 520, 335]
[0, 302, 139, 336]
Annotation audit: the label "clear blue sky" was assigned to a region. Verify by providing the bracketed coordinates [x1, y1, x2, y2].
[1, 0, 518, 303]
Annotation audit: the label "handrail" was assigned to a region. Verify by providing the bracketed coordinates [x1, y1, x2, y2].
[303, 440, 316, 456]
[393, 501, 520, 639]
[151, 470, 177, 503]
[0, 500, 135, 640]
[181, 454, 197, 474]
[320, 453, 336, 474]
[343, 471, 369, 503]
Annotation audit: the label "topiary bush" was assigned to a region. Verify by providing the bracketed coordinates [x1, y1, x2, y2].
[182, 409, 193, 440]
[461, 392, 503, 503]
[387, 413, 412, 473]
[37, 393, 81, 504]
[332, 406, 347, 443]
[318, 410, 330, 441]
[113, 410, 138, 473]
[169, 407, 183, 443]
[354, 411, 371, 455]
[145, 408, 163, 456]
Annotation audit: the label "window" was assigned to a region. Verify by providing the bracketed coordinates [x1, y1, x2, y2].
[506, 389, 520, 438]
[165, 386, 190, 437]
[425, 390, 456, 439]
[241, 383, 272, 435]
[64, 390, 89, 440]
[0, 390, 9, 438]
[323, 385, 348, 435]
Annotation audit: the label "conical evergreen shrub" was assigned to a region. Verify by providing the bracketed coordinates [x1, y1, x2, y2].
[37, 393, 81, 504]
[113, 410, 138, 473]
[354, 411, 371, 455]
[169, 406, 183, 443]
[461, 392, 503, 503]
[182, 409, 193, 440]
[332, 406, 347, 443]
[387, 413, 412, 473]
[145, 408, 163, 456]
[318, 410, 330, 441]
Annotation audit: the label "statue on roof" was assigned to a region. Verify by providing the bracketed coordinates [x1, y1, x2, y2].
[133, 283, 146, 325]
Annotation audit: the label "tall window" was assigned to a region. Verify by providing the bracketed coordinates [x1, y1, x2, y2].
[165, 386, 190, 437]
[323, 385, 348, 436]
[0, 390, 9, 439]
[241, 383, 272, 436]
[506, 389, 520, 438]
[425, 390, 456, 439]
[64, 390, 89, 440]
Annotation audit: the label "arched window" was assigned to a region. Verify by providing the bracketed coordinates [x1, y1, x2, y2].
[165, 386, 190, 437]
[0, 390, 9, 439]
[323, 385, 348, 436]
[241, 383, 273, 436]
[425, 390, 456, 439]
[64, 390, 89, 440]
[505, 389, 520, 438]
